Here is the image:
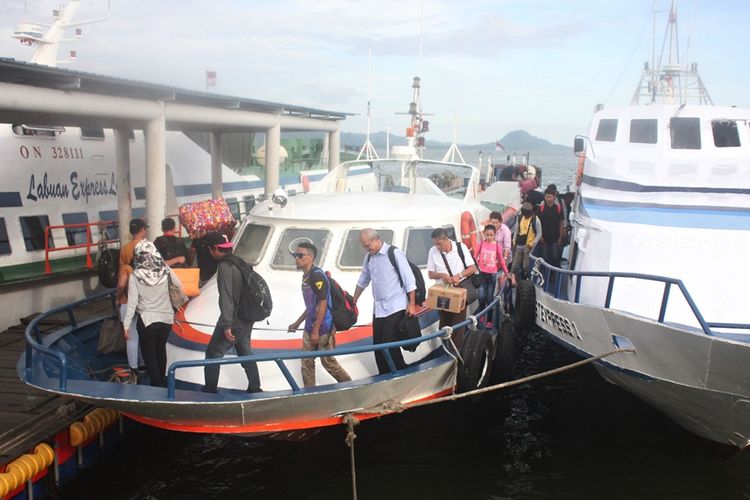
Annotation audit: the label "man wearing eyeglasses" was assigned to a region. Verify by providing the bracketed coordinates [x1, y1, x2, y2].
[287, 241, 351, 387]
[353, 228, 416, 375]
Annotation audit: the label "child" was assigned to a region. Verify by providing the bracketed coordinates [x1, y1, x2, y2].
[474, 225, 515, 324]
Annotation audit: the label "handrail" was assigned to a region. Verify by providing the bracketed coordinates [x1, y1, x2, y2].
[23, 289, 117, 392]
[43, 220, 118, 274]
[23, 282, 502, 400]
[531, 257, 750, 337]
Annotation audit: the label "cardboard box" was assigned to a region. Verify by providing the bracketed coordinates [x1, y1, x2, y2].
[427, 284, 467, 313]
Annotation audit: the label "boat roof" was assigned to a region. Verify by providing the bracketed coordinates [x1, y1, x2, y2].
[594, 103, 750, 120]
[250, 192, 475, 223]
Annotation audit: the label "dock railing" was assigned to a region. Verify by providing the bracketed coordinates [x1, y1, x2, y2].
[531, 257, 750, 337]
[23, 288, 502, 399]
[43, 220, 118, 275]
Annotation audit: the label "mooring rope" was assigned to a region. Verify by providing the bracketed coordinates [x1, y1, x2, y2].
[340, 345, 635, 499]
[343, 413, 360, 500]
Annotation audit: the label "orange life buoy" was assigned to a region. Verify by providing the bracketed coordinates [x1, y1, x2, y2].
[460, 211, 479, 251]
[301, 175, 310, 193]
[575, 155, 585, 186]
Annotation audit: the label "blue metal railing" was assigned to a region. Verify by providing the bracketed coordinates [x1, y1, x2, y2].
[24, 289, 117, 392]
[530, 257, 750, 337]
[24, 287, 503, 400]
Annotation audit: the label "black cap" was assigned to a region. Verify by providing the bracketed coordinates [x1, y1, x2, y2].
[206, 231, 233, 249]
[129, 218, 146, 236]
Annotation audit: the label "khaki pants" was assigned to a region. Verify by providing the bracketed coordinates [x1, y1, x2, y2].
[302, 331, 352, 388]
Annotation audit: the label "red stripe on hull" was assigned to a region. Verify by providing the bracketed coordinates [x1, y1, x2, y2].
[123, 387, 454, 434]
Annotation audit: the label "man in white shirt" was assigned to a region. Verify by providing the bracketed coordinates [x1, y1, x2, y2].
[426, 228, 477, 349]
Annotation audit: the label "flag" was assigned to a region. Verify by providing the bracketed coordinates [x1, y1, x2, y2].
[495, 141, 505, 152]
[205, 70, 217, 87]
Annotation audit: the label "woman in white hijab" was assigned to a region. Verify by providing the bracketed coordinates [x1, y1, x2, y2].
[122, 240, 182, 387]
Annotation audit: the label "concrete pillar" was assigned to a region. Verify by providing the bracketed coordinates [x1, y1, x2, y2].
[210, 131, 223, 199]
[114, 128, 133, 244]
[144, 108, 166, 241]
[328, 128, 340, 170]
[264, 123, 281, 196]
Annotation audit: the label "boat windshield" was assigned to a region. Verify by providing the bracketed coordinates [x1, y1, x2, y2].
[317, 158, 478, 201]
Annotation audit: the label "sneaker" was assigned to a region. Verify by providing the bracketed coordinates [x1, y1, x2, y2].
[201, 386, 218, 394]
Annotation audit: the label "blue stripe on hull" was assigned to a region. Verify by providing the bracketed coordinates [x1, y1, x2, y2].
[580, 197, 750, 230]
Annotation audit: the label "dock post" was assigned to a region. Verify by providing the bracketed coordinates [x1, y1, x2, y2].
[328, 128, 340, 170]
[210, 131, 223, 199]
[264, 123, 281, 196]
[114, 128, 133, 245]
[144, 108, 167, 241]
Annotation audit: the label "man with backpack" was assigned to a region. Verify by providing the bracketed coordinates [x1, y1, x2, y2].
[287, 241, 351, 388]
[353, 228, 417, 375]
[202, 231, 262, 394]
[511, 202, 542, 279]
[535, 186, 565, 268]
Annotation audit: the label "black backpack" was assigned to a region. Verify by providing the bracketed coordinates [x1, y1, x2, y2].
[320, 269, 358, 331]
[369, 245, 426, 305]
[225, 254, 273, 323]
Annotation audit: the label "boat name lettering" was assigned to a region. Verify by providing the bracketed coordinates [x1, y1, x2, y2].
[536, 302, 582, 340]
[26, 171, 116, 202]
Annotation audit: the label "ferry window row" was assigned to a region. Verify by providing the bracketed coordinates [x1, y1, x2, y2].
[595, 117, 742, 149]
[11, 125, 136, 140]
[233, 224, 456, 270]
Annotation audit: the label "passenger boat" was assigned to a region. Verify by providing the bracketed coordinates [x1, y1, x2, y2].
[523, 2, 750, 448]
[19, 76, 519, 436]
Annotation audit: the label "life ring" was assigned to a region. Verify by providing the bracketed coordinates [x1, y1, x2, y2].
[301, 175, 310, 193]
[575, 155, 585, 186]
[460, 211, 479, 251]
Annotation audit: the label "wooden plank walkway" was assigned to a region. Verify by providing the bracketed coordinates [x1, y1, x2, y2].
[0, 298, 110, 465]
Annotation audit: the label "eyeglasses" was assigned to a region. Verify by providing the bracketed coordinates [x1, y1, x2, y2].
[291, 252, 308, 259]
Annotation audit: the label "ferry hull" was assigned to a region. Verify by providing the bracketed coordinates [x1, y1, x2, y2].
[23, 357, 456, 436]
[534, 287, 750, 448]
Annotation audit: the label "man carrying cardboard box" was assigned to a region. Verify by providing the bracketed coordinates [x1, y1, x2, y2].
[426, 228, 478, 349]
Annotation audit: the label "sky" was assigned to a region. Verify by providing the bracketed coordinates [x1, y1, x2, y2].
[1, 0, 748, 146]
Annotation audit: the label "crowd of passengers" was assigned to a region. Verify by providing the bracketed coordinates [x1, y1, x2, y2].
[115, 186, 571, 392]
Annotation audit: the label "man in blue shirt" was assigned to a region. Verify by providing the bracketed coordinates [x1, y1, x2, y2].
[353, 228, 417, 375]
[287, 241, 351, 388]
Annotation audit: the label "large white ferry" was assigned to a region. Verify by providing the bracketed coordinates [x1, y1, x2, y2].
[0, 1, 328, 330]
[525, 2, 750, 448]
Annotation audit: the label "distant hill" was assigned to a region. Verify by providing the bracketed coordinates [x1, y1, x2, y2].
[337, 129, 569, 153]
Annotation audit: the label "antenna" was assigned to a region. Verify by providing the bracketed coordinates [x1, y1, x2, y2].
[417, 0, 424, 77]
[356, 44, 379, 161]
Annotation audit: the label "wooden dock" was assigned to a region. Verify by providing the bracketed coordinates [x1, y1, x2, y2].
[0, 299, 110, 466]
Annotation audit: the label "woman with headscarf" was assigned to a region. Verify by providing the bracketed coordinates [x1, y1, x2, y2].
[122, 240, 182, 387]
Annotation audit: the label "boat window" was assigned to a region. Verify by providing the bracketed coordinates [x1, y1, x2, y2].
[19, 215, 53, 251]
[670, 117, 701, 149]
[405, 227, 437, 267]
[98, 210, 120, 241]
[272, 228, 331, 269]
[61, 213, 91, 246]
[0, 218, 10, 255]
[80, 127, 105, 140]
[338, 229, 394, 268]
[712, 120, 741, 148]
[10, 124, 63, 138]
[225, 197, 241, 221]
[629, 119, 658, 144]
[595, 119, 618, 142]
[234, 223, 272, 266]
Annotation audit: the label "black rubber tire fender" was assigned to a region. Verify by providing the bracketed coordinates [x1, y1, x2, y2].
[490, 317, 516, 383]
[457, 329, 495, 393]
[97, 248, 120, 288]
[514, 279, 536, 333]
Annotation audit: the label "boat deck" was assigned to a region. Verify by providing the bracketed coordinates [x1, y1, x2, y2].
[0, 302, 108, 465]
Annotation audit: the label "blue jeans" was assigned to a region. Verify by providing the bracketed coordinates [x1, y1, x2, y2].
[477, 272, 498, 322]
[204, 323, 261, 391]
